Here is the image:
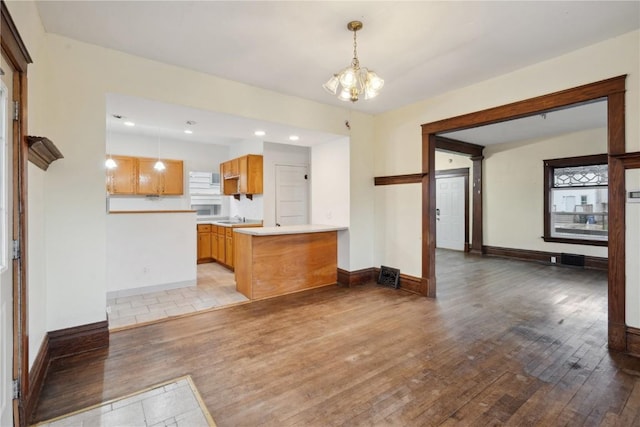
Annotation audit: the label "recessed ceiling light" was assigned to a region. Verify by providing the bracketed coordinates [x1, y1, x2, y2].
[124, 121, 135, 127]
[254, 130, 266, 136]
[184, 129, 193, 134]
[289, 135, 300, 141]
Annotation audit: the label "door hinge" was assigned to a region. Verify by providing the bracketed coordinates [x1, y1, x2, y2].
[13, 100, 19, 121]
[12, 379, 19, 399]
[12, 239, 19, 260]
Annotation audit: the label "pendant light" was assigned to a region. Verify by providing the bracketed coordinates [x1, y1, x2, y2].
[323, 21, 384, 102]
[154, 131, 165, 171]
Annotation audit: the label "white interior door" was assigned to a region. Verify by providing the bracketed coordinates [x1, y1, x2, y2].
[275, 165, 309, 226]
[436, 176, 465, 251]
[0, 58, 14, 427]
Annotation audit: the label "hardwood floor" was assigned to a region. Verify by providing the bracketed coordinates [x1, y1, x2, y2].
[33, 251, 640, 426]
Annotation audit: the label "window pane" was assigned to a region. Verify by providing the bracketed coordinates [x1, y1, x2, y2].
[553, 164, 608, 187]
[550, 187, 608, 241]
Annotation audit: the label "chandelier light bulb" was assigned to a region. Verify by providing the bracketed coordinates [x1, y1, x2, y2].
[154, 160, 166, 171]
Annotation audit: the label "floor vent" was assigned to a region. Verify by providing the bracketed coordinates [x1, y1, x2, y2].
[378, 266, 400, 289]
[561, 253, 585, 267]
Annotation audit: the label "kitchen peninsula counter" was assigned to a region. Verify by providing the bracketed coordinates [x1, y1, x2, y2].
[234, 225, 347, 300]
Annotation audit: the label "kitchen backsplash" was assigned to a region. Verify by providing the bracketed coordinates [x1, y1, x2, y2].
[229, 194, 264, 221]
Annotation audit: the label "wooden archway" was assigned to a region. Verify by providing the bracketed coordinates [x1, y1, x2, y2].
[421, 76, 627, 352]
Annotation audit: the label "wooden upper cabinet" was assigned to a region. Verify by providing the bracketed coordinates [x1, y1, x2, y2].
[107, 156, 183, 196]
[221, 154, 263, 197]
[136, 158, 159, 195]
[106, 155, 137, 195]
[239, 155, 263, 195]
[221, 158, 240, 179]
[161, 160, 184, 195]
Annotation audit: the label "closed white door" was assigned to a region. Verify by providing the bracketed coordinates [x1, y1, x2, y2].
[436, 176, 465, 251]
[275, 165, 309, 226]
[0, 58, 14, 427]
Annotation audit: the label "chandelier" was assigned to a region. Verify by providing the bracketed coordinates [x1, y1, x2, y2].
[323, 21, 384, 103]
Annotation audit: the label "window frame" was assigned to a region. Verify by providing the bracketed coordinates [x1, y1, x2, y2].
[543, 153, 608, 247]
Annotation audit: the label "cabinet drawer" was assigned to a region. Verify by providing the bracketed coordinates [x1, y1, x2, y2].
[226, 228, 233, 237]
[197, 224, 212, 232]
[210, 225, 218, 233]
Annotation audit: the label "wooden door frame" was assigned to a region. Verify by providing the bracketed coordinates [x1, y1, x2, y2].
[421, 76, 627, 352]
[1, 1, 32, 424]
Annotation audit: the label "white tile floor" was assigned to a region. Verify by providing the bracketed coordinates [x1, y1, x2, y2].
[107, 263, 249, 330]
[33, 376, 216, 427]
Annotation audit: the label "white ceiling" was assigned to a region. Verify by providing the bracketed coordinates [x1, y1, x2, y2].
[36, 1, 639, 146]
[441, 99, 608, 146]
[106, 93, 345, 147]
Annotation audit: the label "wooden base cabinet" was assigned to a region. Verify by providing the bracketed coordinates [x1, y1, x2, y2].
[199, 223, 262, 268]
[234, 231, 338, 300]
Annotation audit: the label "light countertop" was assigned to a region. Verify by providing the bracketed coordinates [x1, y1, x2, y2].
[233, 224, 348, 236]
[197, 218, 263, 228]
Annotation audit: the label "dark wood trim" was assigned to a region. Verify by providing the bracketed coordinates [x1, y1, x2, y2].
[423, 134, 436, 297]
[374, 173, 424, 186]
[542, 236, 608, 247]
[2, 3, 33, 424]
[422, 77, 625, 135]
[421, 75, 627, 353]
[48, 321, 109, 360]
[608, 89, 627, 353]
[470, 156, 484, 254]
[626, 327, 640, 358]
[612, 151, 640, 169]
[435, 136, 484, 157]
[483, 245, 607, 271]
[0, 1, 33, 73]
[435, 168, 470, 251]
[544, 153, 609, 167]
[25, 335, 49, 424]
[337, 268, 375, 287]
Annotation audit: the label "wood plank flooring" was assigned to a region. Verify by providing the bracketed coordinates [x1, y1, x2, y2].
[32, 250, 640, 426]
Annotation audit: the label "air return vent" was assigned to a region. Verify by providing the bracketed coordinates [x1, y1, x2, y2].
[561, 253, 585, 267]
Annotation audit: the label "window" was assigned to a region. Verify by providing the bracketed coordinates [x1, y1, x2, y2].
[543, 154, 608, 246]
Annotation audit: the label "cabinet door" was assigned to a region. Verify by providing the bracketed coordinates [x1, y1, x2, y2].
[229, 158, 240, 177]
[106, 155, 137, 195]
[210, 225, 218, 260]
[226, 235, 234, 268]
[238, 155, 263, 195]
[217, 229, 226, 264]
[197, 232, 212, 262]
[137, 158, 161, 194]
[161, 159, 184, 195]
[221, 161, 231, 178]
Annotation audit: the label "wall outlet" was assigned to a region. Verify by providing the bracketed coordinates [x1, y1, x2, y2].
[551, 256, 557, 264]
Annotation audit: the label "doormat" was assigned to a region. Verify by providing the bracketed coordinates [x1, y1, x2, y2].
[378, 265, 400, 289]
[32, 375, 216, 427]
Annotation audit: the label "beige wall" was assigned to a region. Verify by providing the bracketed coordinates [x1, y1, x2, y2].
[374, 30, 639, 324]
[483, 128, 607, 257]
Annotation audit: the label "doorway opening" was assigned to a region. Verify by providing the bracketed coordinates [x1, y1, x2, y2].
[421, 76, 626, 352]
